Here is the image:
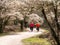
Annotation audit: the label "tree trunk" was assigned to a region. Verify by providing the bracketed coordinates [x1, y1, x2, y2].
[20, 20, 24, 31]
[42, 8, 60, 45]
[24, 16, 28, 28]
[0, 24, 3, 33]
[0, 19, 3, 33]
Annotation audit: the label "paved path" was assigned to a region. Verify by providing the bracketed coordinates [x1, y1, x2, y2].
[0, 28, 45, 45]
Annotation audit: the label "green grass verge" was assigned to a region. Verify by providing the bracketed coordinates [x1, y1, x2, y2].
[0, 32, 16, 37]
[0, 33, 9, 36]
[22, 37, 51, 45]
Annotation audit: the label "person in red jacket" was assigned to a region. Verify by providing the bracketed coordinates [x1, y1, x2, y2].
[35, 23, 40, 31]
[29, 22, 34, 32]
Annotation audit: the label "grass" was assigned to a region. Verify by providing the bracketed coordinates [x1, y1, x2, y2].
[0, 32, 9, 36]
[0, 32, 16, 37]
[22, 37, 51, 45]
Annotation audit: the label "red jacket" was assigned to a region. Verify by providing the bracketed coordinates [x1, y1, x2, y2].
[35, 23, 40, 27]
[29, 23, 34, 27]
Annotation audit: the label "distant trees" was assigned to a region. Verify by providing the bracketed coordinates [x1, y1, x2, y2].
[0, 4, 11, 33]
[0, 0, 59, 34]
[0, 16, 11, 33]
[42, 1, 60, 45]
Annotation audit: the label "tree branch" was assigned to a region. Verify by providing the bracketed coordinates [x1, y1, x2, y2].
[42, 7, 59, 45]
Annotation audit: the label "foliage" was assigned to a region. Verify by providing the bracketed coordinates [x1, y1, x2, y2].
[0, 15, 11, 33]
